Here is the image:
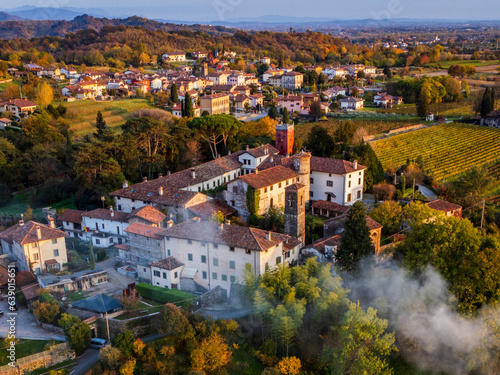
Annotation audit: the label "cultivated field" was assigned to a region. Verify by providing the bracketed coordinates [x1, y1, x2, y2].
[60, 98, 153, 136]
[371, 123, 500, 182]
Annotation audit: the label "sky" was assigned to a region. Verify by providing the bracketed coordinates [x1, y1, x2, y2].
[2, 0, 500, 22]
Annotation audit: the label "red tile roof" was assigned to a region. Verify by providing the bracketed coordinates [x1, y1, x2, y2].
[0, 98, 37, 108]
[311, 235, 342, 253]
[187, 199, 237, 220]
[129, 205, 166, 224]
[310, 157, 366, 175]
[21, 282, 40, 301]
[311, 200, 350, 214]
[149, 256, 184, 270]
[0, 221, 68, 245]
[82, 209, 130, 222]
[426, 199, 462, 213]
[125, 223, 165, 240]
[324, 213, 383, 232]
[239, 165, 299, 189]
[159, 220, 301, 252]
[57, 209, 84, 224]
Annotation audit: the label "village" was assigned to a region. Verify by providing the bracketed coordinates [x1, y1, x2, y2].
[0, 10, 499, 375]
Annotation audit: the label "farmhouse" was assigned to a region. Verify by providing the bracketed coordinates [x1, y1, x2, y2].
[0, 218, 68, 275]
[0, 98, 37, 118]
[340, 97, 365, 110]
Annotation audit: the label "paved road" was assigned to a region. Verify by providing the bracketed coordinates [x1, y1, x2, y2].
[417, 184, 437, 200]
[71, 333, 162, 375]
[0, 299, 65, 341]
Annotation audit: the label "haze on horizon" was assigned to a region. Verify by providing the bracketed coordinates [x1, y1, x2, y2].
[1, 0, 499, 22]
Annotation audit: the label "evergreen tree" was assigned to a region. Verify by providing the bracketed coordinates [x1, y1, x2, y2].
[268, 102, 278, 120]
[180, 99, 185, 117]
[416, 87, 430, 118]
[335, 201, 374, 271]
[93, 111, 108, 140]
[480, 88, 491, 118]
[170, 83, 178, 104]
[282, 106, 290, 124]
[185, 92, 194, 117]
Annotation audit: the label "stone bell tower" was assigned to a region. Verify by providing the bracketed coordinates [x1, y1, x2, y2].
[284, 183, 306, 242]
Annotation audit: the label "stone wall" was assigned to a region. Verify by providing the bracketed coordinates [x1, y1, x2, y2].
[0, 342, 73, 375]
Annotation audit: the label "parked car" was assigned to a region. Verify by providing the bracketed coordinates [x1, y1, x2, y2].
[89, 338, 107, 350]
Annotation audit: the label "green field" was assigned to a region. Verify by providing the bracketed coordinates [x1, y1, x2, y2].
[0, 80, 19, 92]
[0, 340, 60, 366]
[430, 60, 499, 69]
[0, 190, 75, 217]
[60, 98, 153, 136]
[371, 123, 500, 182]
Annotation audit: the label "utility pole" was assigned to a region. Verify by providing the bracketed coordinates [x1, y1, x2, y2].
[101, 294, 111, 344]
[480, 199, 486, 230]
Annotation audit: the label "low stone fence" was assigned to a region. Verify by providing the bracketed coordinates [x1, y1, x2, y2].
[0, 342, 73, 375]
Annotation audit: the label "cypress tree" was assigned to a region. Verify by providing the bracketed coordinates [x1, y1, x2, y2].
[170, 83, 178, 104]
[282, 107, 290, 124]
[185, 92, 194, 117]
[268, 102, 278, 120]
[93, 111, 109, 140]
[181, 99, 185, 117]
[335, 201, 374, 272]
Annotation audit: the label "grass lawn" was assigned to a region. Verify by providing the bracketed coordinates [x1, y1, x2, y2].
[26, 359, 77, 375]
[59, 98, 153, 137]
[114, 305, 163, 320]
[141, 298, 163, 307]
[436, 60, 499, 69]
[0, 79, 19, 92]
[229, 347, 265, 375]
[0, 190, 75, 218]
[66, 290, 87, 302]
[0, 340, 61, 366]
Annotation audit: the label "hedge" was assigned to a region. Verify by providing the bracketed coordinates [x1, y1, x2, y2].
[136, 283, 196, 307]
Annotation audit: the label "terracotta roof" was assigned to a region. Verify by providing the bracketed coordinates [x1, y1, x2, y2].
[340, 97, 364, 103]
[114, 244, 129, 251]
[110, 183, 202, 208]
[239, 166, 299, 189]
[427, 199, 462, 213]
[311, 200, 350, 214]
[187, 199, 237, 220]
[128, 205, 166, 224]
[125, 223, 165, 240]
[203, 93, 230, 99]
[82, 209, 129, 222]
[285, 182, 305, 191]
[159, 219, 301, 252]
[310, 157, 366, 175]
[149, 256, 184, 270]
[311, 235, 342, 253]
[21, 282, 40, 300]
[324, 213, 383, 232]
[240, 144, 279, 158]
[0, 221, 68, 245]
[0, 99, 37, 108]
[45, 259, 58, 265]
[58, 209, 84, 224]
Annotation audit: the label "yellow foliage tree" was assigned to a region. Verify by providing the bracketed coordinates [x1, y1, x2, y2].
[36, 82, 54, 106]
[190, 332, 232, 373]
[119, 359, 136, 375]
[276, 356, 301, 375]
[132, 338, 146, 357]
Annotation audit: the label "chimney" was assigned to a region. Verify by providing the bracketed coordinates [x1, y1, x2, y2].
[218, 223, 224, 230]
[110, 206, 114, 217]
[228, 150, 232, 155]
[49, 216, 55, 228]
[143, 177, 148, 182]
[167, 170, 171, 176]
[123, 180, 129, 188]
[190, 169, 196, 178]
[19, 214, 24, 226]
[158, 186, 164, 196]
[254, 168, 258, 174]
[217, 154, 221, 159]
[226, 220, 231, 225]
[158, 173, 163, 178]
[167, 220, 174, 228]
[246, 145, 249, 151]
[270, 157, 274, 163]
[36, 226, 42, 240]
[353, 160, 358, 169]
[266, 231, 272, 241]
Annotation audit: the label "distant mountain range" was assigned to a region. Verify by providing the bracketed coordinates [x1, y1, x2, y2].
[0, 8, 498, 40]
[1, 6, 108, 21]
[0, 14, 237, 40]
